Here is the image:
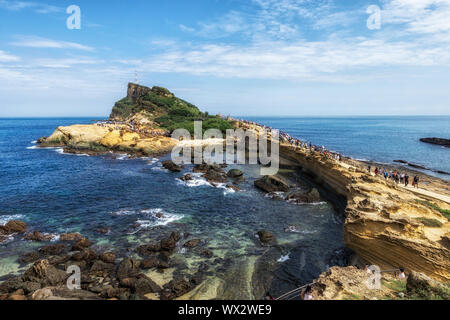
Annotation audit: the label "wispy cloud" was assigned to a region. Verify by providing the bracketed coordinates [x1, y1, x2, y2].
[0, 0, 62, 14]
[10, 36, 94, 51]
[0, 50, 20, 62]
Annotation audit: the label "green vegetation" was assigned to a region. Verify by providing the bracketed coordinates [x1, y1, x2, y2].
[414, 217, 444, 228]
[416, 200, 450, 221]
[382, 279, 407, 293]
[110, 97, 136, 119]
[344, 294, 361, 300]
[110, 85, 233, 135]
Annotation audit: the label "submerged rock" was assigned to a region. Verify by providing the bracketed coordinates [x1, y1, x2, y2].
[257, 231, 276, 245]
[254, 175, 289, 193]
[60, 233, 83, 241]
[286, 188, 321, 204]
[184, 239, 201, 248]
[162, 160, 182, 172]
[39, 244, 67, 256]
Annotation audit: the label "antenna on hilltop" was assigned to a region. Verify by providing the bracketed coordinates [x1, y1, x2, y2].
[134, 70, 139, 84]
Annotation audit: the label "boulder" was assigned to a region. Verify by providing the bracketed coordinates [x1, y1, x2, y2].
[161, 278, 192, 300]
[132, 274, 161, 295]
[254, 175, 289, 193]
[257, 230, 276, 245]
[162, 160, 182, 172]
[140, 257, 159, 269]
[22, 260, 67, 287]
[286, 188, 321, 204]
[32, 287, 102, 300]
[203, 169, 228, 183]
[227, 169, 244, 178]
[136, 243, 161, 257]
[99, 252, 116, 264]
[72, 238, 93, 251]
[0, 220, 27, 234]
[90, 260, 115, 275]
[19, 252, 42, 264]
[39, 244, 67, 256]
[71, 249, 97, 262]
[117, 258, 140, 280]
[24, 231, 53, 242]
[179, 174, 193, 182]
[60, 233, 83, 241]
[0, 277, 24, 294]
[184, 239, 201, 248]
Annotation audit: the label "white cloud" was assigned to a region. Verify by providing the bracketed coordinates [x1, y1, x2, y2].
[0, 50, 20, 62]
[11, 37, 94, 51]
[0, 0, 61, 14]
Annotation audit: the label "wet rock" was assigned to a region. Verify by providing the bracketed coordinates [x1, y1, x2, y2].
[179, 174, 193, 182]
[420, 137, 450, 148]
[19, 252, 42, 264]
[254, 175, 289, 193]
[90, 260, 115, 275]
[141, 257, 159, 269]
[136, 242, 161, 257]
[72, 238, 93, 251]
[161, 278, 192, 300]
[132, 274, 161, 295]
[184, 239, 201, 248]
[32, 287, 102, 300]
[22, 260, 67, 287]
[117, 258, 140, 280]
[257, 230, 276, 245]
[8, 289, 27, 300]
[72, 249, 97, 262]
[48, 254, 71, 266]
[170, 231, 182, 242]
[22, 281, 41, 295]
[226, 184, 241, 192]
[227, 169, 244, 178]
[286, 188, 321, 204]
[24, 231, 53, 242]
[0, 277, 24, 294]
[203, 168, 228, 183]
[157, 261, 170, 269]
[162, 160, 182, 172]
[159, 250, 172, 262]
[99, 252, 116, 264]
[233, 175, 246, 185]
[60, 233, 83, 241]
[201, 249, 214, 258]
[95, 228, 111, 235]
[0, 220, 27, 234]
[39, 244, 67, 256]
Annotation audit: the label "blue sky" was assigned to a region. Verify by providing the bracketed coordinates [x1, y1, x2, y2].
[0, 0, 449, 117]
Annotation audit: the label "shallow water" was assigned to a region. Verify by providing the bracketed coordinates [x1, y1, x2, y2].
[0, 118, 346, 299]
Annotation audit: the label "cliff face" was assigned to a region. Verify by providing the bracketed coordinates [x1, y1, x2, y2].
[278, 144, 450, 282]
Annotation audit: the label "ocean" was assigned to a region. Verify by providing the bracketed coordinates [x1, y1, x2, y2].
[247, 116, 450, 180]
[0, 116, 448, 298]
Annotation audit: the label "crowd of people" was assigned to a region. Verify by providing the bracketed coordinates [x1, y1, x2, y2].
[236, 118, 344, 162]
[369, 166, 420, 188]
[94, 120, 171, 138]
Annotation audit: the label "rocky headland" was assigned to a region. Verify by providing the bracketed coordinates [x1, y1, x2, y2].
[2, 83, 449, 300]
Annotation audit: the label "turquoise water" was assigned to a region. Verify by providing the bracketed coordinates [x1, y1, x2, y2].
[0, 118, 345, 299]
[247, 116, 450, 180]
